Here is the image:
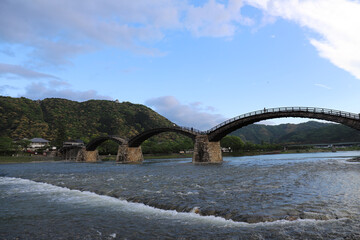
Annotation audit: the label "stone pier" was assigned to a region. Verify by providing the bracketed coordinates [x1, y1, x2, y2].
[76, 148, 99, 162]
[116, 144, 144, 163]
[192, 135, 222, 163]
[63, 147, 82, 161]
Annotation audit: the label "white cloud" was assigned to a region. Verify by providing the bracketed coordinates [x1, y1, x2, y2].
[257, 120, 277, 125]
[314, 83, 332, 90]
[0, 0, 183, 65]
[185, 0, 252, 37]
[145, 96, 226, 130]
[0, 63, 58, 79]
[2, 0, 360, 83]
[246, 0, 360, 79]
[22, 82, 112, 102]
[0, 0, 254, 66]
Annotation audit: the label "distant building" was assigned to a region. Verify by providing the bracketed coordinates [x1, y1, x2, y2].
[221, 147, 232, 153]
[29, 138, 50, 149]
[63, 139, 85, 147]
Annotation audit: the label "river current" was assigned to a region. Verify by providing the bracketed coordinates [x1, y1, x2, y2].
[1, 151, 360, 239]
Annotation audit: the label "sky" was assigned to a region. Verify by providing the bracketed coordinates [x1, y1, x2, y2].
[1, 0, 360, 130]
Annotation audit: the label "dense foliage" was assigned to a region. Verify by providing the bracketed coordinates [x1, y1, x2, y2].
[220, 135, 283, 152]
[141, 135, 194, 154]
[0, 96, 173, 144]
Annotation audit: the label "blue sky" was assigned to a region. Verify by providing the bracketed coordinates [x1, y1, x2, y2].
[1, 0, 360, 130]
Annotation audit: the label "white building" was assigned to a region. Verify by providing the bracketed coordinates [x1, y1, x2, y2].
[28, 138, 50, 149]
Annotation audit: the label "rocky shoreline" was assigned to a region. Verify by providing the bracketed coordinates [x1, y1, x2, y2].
[347, 156, 360, 162]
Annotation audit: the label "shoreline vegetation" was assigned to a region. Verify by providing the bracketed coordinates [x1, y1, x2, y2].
[0, 155, 62, 164]
[1, 147, 360, 164]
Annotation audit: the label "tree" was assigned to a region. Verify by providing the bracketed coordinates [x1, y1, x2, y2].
[0, 137, 17, 155]
[220, 136, 244, 152]
[53, 121, 67, 148]
[97, 140, 119, 155]
[17, 139, 31, 150]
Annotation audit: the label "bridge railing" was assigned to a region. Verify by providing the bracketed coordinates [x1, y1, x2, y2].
[206, 107, 360, 133]
[178, 126, 205, 135]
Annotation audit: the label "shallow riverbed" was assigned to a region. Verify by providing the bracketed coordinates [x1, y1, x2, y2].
[1, 151, 360, 239]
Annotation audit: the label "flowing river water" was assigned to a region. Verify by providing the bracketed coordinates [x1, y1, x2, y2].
[1, 151, 360, 239]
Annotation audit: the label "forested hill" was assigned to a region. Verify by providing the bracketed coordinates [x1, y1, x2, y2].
[0, 96, 173, 145]
[230, 121, 360, 144]
[2, 96, 360, 147]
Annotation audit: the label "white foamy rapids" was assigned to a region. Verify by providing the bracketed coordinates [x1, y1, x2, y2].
[0, 177, 344, 227]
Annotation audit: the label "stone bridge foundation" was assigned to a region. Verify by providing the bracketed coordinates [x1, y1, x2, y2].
[76, 148, 99, 162]
[192, 135, 222, 163]
[116, 144, 144, 163]
[63, 147, 82, 161]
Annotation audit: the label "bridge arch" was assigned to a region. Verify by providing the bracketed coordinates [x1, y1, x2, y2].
[128, 126, 201, 147]
[86, 136, 127, 151]
[207, 107, 360, 142]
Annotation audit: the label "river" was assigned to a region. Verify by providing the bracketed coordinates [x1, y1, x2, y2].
[1, 151, 360, 239]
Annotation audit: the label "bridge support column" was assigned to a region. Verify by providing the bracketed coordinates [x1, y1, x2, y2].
[76, 148, 99, 162]
[68, 148, 80, 161]
[192, 135, 222, 163]
[62, 147, 83, 161]
[116, 144, 143, 163]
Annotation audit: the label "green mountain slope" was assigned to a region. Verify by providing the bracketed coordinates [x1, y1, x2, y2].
[230, 121, 360, 144]
[0, 96, 173, 144]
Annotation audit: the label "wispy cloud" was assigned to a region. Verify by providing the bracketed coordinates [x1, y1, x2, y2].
[314, 83, 332, 90]
[0, 0, 253, 66]
[185, 0, 253, 37]
[0, 0, 182, 65]
[22, 82, 112, 102]
[0, 63, 58, 79]
[145, 96, 226, 130]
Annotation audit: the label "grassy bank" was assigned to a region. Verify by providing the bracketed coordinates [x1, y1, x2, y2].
[0, 155, 61, 164]
[2, 147, 360, 164]
[223, 146, 360, 157]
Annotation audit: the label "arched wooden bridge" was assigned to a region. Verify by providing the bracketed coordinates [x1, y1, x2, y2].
[66, 107, 360, 163]
[87, 136, 127, 151]
[206, 107, 360, 141]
